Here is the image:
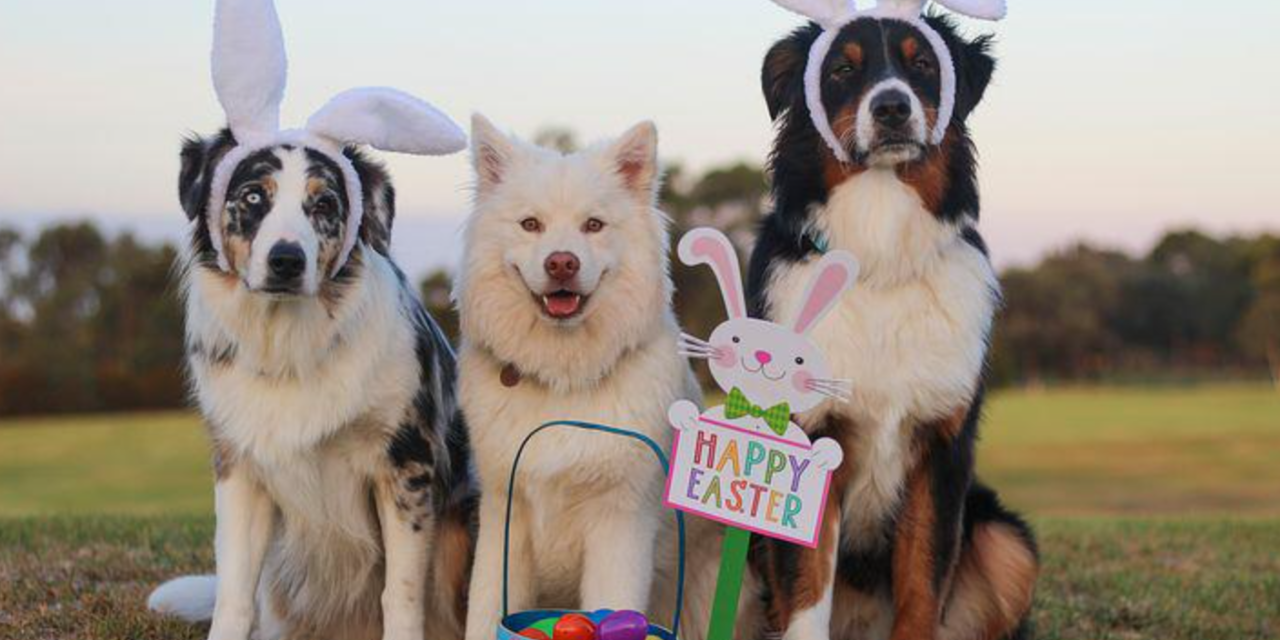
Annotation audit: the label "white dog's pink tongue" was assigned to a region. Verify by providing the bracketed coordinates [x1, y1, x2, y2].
[543, 292, 582, 318]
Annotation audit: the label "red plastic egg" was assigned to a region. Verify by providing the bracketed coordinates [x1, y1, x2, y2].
[518, 629, 551, 640]
[552, 613, 597, 640]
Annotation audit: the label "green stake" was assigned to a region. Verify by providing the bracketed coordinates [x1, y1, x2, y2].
[706, 526, 752, 640]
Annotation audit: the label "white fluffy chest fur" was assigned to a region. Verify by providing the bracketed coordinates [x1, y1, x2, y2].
[766, 170, 999, 545]
[185, 251, 419, 472]
[460, 327, 693, 594]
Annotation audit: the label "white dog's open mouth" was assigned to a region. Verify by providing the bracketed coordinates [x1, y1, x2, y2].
[539, 290, 589, 320]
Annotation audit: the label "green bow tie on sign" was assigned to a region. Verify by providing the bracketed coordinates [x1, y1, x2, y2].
[724, 387, 791, 436]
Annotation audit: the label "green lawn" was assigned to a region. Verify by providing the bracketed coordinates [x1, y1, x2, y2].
[2, 384, 1277, 518]
[1, 384, 1278, 639]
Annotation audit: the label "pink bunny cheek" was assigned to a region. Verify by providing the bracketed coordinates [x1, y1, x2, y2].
[792, 370, 813, 394]
[712, 345, 737, 369]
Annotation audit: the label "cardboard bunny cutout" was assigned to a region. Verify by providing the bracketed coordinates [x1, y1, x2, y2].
[663, 228, 857, 548]
[768, 0, 1007, 163]
[203, 0, 467, 275]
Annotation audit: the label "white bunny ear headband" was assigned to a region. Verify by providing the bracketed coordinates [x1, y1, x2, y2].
[203, 0, 467, 276]
[769, 0, 1005, 164]
[677, 228, 858, 333]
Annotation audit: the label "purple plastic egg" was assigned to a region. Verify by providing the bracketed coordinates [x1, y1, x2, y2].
[597, 610, 648, 640]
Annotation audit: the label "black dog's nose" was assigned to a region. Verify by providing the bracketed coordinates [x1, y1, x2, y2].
[267, 242, 306, 280]
[871, 90, 913, 128]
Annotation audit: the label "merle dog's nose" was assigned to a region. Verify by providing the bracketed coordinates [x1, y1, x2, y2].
[267, 242, 306, 280]
[544, 251, 580, 282]
[871, 90, 913, 128]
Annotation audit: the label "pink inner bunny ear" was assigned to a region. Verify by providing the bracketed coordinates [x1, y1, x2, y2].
[792, 251, 859, 334]
[678, 228, 746, 319]
[212, 0, 287, 141]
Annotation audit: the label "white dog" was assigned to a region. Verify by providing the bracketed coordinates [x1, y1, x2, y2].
[456, 115, 703, 640]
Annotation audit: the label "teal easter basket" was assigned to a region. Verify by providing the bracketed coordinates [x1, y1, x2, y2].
[497, 421, 686, 640]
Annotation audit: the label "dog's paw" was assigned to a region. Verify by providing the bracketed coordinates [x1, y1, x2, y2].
[207, 619, 252, 640]
[809, 437, 844, 471]
[667, 400, 702, 432]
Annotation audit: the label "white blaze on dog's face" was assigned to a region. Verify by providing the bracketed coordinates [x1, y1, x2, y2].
[218, 146, 350, 296]
[463, 115, 664, 326]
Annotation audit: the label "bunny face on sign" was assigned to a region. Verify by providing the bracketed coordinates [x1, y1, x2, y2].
[200, 0, 465, 284]
[678, 229, 857, 418]
[767, 0, 1006, 164]
[664, 228, 857, 547]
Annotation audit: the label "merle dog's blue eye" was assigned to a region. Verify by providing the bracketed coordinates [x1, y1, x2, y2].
[242, 188, 264, 206]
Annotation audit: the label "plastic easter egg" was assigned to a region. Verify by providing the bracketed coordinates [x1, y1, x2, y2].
[552, 613, 597, 640]
[597, 610, 648, 640]
[528, 618, 559, 637]
[586, 609, 615, 624]
[518, 629, 551, 640]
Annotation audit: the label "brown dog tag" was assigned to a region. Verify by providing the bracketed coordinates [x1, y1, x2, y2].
[500, 363, 521, 388]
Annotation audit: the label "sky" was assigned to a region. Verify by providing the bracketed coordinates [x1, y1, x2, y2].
[1, 0, 1278, 278]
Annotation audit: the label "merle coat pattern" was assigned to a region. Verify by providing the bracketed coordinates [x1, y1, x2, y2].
[149, 129, 476, 640]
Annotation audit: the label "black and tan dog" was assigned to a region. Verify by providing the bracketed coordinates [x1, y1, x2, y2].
[744, 14, 1038, 640]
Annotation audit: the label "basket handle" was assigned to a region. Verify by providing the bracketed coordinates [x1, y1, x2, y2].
[501, 420, 687, 637]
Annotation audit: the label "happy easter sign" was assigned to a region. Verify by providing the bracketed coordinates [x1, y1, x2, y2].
[666, 227, 857, 640]
[664, 411, 835, 547]
[663, 227, 858, 549]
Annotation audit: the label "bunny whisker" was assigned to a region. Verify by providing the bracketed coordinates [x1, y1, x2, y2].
[808, 377, 852, 386]
[806, 379, 847, 387]
[677, 339, 717, 350]
[806, 386, 851, 402]
[679, 333, 716, 348]
[679, 332, 711, 342]
[805, 380, 852, 398]
[678, 350, 715, 360]
[677, 342, 720, 355]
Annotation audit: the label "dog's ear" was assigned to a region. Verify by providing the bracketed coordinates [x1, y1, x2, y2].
[947, 28, 996, 123]
[607, 121, 659, 202]
[762, 26, 818, 121]
[471, 113, 515, 196]
[178, 129, 237, 221]
[346, 147, 397, 255]
[178, 135, 211, 220]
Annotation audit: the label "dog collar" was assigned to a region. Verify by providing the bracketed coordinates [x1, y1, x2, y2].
[203, 0, 466, 277]
[768, 0, 1006, 164]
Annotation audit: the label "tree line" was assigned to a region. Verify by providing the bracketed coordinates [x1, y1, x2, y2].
[2, 162, 1277, 417]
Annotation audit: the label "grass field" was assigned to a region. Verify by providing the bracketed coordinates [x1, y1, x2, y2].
[1, 384, 1278, 639]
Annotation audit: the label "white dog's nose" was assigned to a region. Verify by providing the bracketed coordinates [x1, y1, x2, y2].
[544, 251, 580, 282]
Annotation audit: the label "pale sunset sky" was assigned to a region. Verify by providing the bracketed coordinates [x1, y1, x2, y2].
[1, 0, 1277, 277]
